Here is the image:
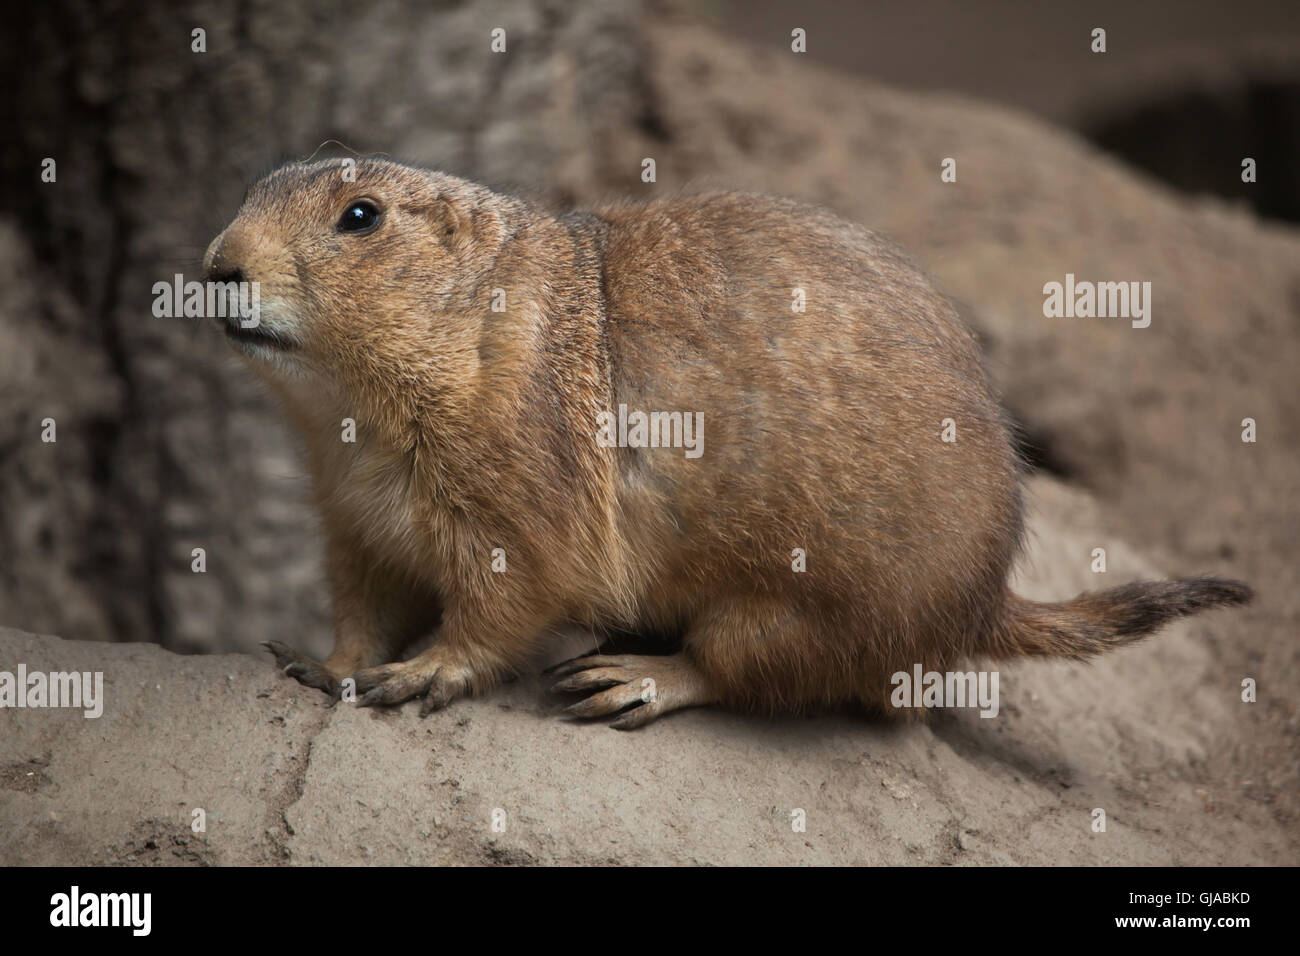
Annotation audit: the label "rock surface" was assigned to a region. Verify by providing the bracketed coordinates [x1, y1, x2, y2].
[0, 478, 1288, 865]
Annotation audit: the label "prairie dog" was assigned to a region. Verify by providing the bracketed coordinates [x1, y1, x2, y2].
[203, 158, 1250, 728]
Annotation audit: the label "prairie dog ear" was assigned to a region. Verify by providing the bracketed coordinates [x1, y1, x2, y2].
[409, 194, 474, 249]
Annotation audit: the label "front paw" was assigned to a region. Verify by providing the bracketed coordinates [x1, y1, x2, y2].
[353, 657, 473, 716]
[262, 641, 342, 697]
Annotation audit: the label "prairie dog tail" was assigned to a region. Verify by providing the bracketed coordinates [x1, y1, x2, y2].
[989, 577, 1253, 660]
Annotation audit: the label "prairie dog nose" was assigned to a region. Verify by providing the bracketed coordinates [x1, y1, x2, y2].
[203, 229, 244, 284]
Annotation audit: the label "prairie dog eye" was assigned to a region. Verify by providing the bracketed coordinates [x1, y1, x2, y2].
[337, 200, 381, 233]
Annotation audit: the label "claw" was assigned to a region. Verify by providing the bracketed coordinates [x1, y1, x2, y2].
[420, 676, 455, 717]
[262, 640, 299, 668]
[543, 653, 633, 679]
[609, 705, 660, 731]
[550, 668, 630, 694]
[262, 641, 339, 695]
[357, 678, 415, 707]
[563, 682, 645, 719]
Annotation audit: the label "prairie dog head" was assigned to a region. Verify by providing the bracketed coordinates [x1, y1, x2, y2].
[203, 159, 508, 403]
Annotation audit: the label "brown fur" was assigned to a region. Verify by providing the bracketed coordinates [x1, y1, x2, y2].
[203, 158, 1251, 727]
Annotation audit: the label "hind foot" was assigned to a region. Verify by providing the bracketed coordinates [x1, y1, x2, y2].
[547, 653, 716, 730]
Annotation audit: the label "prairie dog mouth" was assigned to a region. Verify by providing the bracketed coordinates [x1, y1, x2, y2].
[222, 318, 297, 351]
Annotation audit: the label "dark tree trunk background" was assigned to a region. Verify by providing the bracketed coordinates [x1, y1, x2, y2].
[1, 0, 654, 654]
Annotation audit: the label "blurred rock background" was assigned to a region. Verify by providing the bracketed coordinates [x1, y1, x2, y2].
[0, 0, 1296, 844]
